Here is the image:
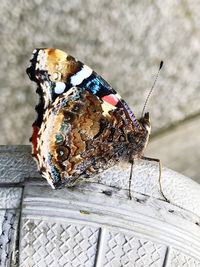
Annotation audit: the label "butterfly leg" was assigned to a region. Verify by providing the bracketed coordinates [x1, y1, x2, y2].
[142, 156, 169, 202]
[128, 159, 134, 200]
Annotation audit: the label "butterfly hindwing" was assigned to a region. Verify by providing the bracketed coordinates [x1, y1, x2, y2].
[38, 87, 135, 188]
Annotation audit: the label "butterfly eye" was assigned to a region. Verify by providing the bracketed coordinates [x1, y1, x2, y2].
[52, 72, 61, 82]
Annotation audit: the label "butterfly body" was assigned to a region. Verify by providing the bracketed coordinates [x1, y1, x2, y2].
[27, 49, 150, 188]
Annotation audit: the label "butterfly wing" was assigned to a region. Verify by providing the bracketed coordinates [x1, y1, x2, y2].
[27, 49, 140, 128]
[37, 87, 136, 188]
[27, 49, 150, 188]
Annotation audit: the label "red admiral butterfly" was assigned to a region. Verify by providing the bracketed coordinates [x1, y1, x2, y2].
[27, 49, 163, 199]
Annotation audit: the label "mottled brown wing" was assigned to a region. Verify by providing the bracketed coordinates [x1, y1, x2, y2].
[36, 87, 139, 188]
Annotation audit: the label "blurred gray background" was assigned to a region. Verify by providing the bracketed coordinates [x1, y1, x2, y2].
[0, 0, 200, 183]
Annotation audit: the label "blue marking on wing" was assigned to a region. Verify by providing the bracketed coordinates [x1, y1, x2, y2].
[85, 78, 100, 94]
[84, 76, 112, 95]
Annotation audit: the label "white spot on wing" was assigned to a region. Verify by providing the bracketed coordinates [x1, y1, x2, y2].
[71, 65, 92, 85]
[40, 51, 47, 70]
[54, 82, 66, 94]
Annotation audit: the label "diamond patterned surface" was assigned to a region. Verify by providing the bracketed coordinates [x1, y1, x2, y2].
[19, 218, 99, 267]
[0, 148, 38, 183]
[103, 231, 166, 267]
[0, 209, 18, 267]
[0, 187, 22, 209]
[168, 249, 200, 267]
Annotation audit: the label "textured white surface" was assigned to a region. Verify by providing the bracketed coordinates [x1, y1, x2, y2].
[167, 248, 200, 267]
[91, 159, 200, 218]
[160, 166, 200, 217]
[0, 146, 38, 183]
[19, 184, 200, 266]
[0, 146, 200, 266]
[0, 209, 20, 267]
[0, 188, 22, 209]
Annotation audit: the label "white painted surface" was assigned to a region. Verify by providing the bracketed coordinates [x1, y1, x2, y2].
[0, 146, 200, 266]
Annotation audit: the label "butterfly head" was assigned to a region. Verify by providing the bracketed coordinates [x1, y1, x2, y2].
[138, 112, 151, 134]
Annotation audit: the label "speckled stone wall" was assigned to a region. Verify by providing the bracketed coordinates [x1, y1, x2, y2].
[0, 0, 200, 181]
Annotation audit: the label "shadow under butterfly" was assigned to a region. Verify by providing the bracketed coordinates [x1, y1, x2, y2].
[26, 48, 166, 201]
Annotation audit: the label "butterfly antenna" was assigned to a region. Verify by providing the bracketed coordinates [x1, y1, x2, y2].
[141, 61, 163, 117]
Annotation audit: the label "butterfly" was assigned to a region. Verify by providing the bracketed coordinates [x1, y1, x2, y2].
[27, 49, 159, 198]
